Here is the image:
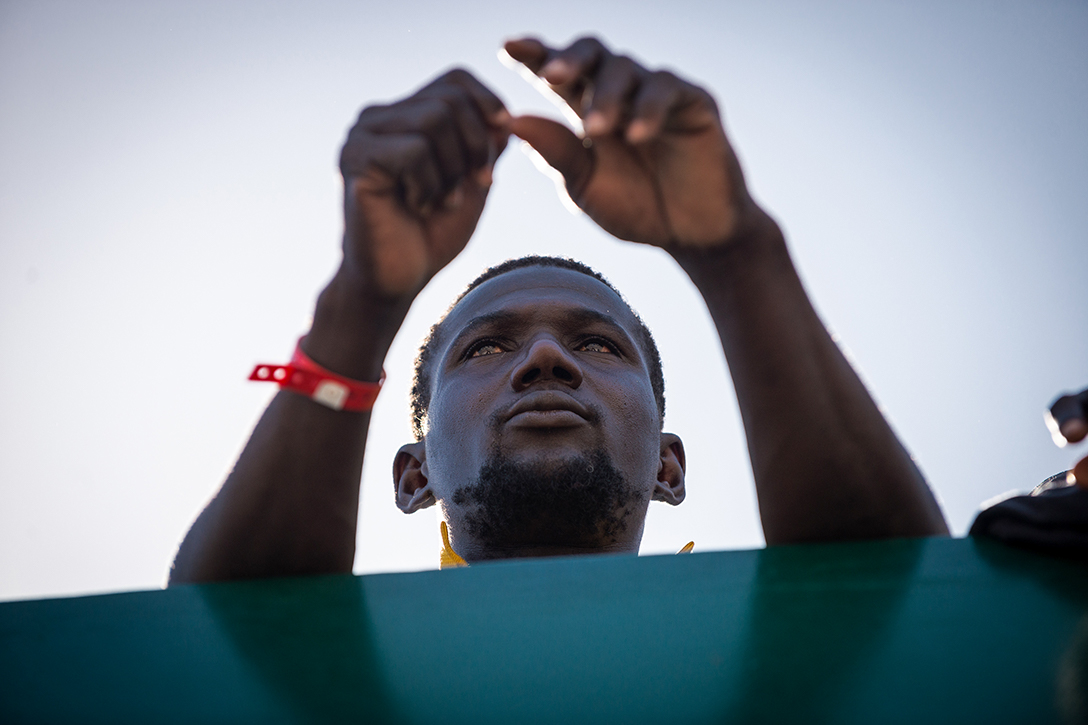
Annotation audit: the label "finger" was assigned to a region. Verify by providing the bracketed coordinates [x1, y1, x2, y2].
[357, 98, 476, 199]
[440, 183, 465, 212]
[432, 69, 511, 183]
[626, 72, 684, 143]
[541, 37, 608, 116]
[1062, 419, 1088, 444]
[507, 36, 609, 114]
[539, 36, 606, 86]
[1073, 456, 1088, 489]
[509, 115, 593, 197]
[413, 86, 491, 175]
[1047, 389, 1088, 445]
[369, 69, 509, 133]
[356, 133, 444, 215]
[435, 67, 511, 129]
[397, 136, 445, 214]
[583, 54, 643, 138]
[503, 37, 549, 74]
[627, 70, 719, 144]
[350, 82, 505, 198]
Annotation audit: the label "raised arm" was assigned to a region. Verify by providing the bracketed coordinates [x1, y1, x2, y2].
[505, 36, 947, 544]
[169, 70, 509, 584]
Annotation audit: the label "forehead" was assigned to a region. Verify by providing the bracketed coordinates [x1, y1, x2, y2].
[441, 266, 640, 335]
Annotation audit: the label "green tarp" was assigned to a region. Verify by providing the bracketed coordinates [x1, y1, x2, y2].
[2, 537, 1086, 723]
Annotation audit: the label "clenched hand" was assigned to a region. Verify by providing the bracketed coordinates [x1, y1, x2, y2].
[339, 69, 510, 299]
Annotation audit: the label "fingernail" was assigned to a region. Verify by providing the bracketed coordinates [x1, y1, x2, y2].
[542, 59, 572, 83]
[475, 166, 494, 188]
[583, 111, 608, 136]
[626, 119, 651, 144]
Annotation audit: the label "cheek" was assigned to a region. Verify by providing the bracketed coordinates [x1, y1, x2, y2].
[612, 370, 660, 427]
[427, 379, 490, 436]
[604, 376, 662, 470]
[422, 379, 493, 486]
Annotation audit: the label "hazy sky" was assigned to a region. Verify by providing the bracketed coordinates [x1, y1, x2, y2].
[1, 0, 1085, 602]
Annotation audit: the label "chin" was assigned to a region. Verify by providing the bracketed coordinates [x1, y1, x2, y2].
[449, 447, 648, 551]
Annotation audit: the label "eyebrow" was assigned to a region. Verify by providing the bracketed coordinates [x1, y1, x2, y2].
[446, 310, 522, 350]
[446, 307, 638, 357]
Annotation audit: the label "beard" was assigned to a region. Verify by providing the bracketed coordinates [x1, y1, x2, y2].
[450, 448, 647, 555]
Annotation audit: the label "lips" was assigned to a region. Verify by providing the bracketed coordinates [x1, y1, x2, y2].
[505, 390, 592, 428]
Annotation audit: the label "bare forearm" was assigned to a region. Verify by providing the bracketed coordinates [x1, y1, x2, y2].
[169, 393, 372, 583]
[169, 269, 412, 584]
[169, 66, 508, 584]
[672, 213, 948, 544]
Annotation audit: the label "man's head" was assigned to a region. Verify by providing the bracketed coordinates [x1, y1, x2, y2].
[410, 257, 667, 439]
[394, 257, 686, 561]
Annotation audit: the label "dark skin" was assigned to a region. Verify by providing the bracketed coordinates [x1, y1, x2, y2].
[1048, 388, 1088, 487]
[170, 36, 947, 584]
[395, 267, 686, 560]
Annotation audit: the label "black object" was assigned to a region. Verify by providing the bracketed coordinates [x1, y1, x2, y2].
[970, 471, 1088, 559]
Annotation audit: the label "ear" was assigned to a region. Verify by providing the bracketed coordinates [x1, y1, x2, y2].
[393, 441, 435, 513]
[653, 432, 686, 506]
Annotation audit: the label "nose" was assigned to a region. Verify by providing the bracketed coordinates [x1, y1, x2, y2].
[510, 338, 584, 391]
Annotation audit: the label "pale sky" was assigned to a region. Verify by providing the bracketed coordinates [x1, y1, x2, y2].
[1, 0, 1085, 602]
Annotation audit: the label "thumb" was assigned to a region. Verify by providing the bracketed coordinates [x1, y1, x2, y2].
[509, 115, 592, 193]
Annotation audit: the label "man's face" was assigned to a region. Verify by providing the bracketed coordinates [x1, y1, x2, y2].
[421, 266, 668, 559]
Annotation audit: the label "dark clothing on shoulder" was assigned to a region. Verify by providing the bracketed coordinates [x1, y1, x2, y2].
[970, 472, 1088, 559]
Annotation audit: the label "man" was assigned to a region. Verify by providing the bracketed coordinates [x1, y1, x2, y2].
[169, 36, 948, 584]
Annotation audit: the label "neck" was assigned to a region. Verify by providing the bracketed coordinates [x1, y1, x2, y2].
[462, 539, 640, 562]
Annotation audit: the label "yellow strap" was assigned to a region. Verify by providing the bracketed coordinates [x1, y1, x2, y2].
[677, 541, 695, 554]
[439, 521, 468, 569]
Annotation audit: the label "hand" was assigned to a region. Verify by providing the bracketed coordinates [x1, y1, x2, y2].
[339, 69, 510, 298]
[1046, 388, 1088, 487]
[504, 36, 759, 251]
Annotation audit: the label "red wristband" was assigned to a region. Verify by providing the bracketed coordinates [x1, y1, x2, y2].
[248, 338, 385, 412]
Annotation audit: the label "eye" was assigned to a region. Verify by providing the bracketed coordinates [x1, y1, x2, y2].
[578, 337, 618, 355]
[468, 340, 507, 358]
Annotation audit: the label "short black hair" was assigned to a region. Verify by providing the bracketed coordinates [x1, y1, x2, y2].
[409, 256, 666, 440]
